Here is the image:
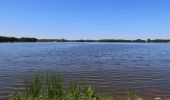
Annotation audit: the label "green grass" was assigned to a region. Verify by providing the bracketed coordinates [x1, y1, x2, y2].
[10, 72, 140, 100]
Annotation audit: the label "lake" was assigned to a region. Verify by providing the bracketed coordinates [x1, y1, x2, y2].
[0, 42, 170, 99]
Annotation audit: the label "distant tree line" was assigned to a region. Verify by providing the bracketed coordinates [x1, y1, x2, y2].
[96, 39, 170, 43]
[38, 39, 95, 42]
[96, 39, 146, 42]
[72, 39, 170, 43]
[38, 38, 68, 42]
[69, 39, 170, 43]
[146, 39, 170, 43]
[0, 36, 37, 42]
[1, 36, 170, 43]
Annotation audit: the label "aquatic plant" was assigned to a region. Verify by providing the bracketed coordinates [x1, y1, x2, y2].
[25, 72, 41, 98]
[10, 72, 139, 100]
[126, 89, 136, 100]
[45, 72, 64, 99]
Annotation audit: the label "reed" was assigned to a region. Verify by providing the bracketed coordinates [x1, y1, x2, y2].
[45, 72, 64, 99]
[10, 72, 139, 100]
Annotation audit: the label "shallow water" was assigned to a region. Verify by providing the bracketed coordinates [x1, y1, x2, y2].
[0, 42, 170, 99]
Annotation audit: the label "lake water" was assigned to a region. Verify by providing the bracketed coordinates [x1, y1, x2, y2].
[0, 42, 170, 99]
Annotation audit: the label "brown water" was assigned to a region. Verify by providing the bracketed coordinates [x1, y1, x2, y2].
[0, 42, 170, 99]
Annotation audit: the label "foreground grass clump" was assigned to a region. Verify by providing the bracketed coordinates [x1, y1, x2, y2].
[10, 72, 138, 100]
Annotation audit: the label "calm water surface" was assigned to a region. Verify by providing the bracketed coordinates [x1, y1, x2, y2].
[0, 42, 170, 99]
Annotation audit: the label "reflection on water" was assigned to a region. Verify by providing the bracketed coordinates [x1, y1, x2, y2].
[0, 42, 170, 99]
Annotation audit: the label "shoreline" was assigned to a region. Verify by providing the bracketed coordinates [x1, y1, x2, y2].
[0, 41, 170, 44]
[1, 91, 170, 100]
[1, 36, 170, 43]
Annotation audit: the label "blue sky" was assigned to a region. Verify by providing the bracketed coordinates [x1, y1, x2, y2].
[0, 0, 170, 39]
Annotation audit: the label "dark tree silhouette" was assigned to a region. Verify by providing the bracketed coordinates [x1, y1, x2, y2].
[0, 36, 37, 42]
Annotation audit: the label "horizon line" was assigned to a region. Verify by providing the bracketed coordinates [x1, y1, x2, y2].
[1, 35, 170, 40]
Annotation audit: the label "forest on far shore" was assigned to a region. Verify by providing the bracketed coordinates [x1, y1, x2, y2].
[1, 36, 170, 43]
[0, 36, 37, 42]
